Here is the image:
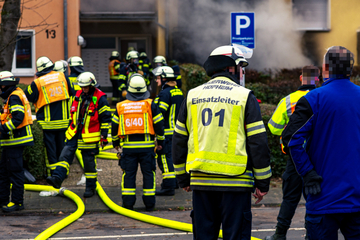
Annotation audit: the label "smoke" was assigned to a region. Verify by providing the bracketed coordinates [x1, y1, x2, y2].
[174, 0, 312, 70]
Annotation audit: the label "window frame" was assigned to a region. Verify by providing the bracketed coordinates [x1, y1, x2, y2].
[292, 0, 331, 31]
[11, 29, 36, 76]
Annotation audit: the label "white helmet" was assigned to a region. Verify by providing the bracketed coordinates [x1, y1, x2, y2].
[128, 74, 147, 93]
[36, 56, 54, 72]
[203, 45, 248, 76]
[68, 56, 83, 67]
[53, 60, 68, 73]
[152, 66, 175, 79]
[77, 72, 97, 87]
[153, 55, 167, 66]
[111, 51, 119, 58]
[126, 51, 139, 61]
[0, 71, 19, 86]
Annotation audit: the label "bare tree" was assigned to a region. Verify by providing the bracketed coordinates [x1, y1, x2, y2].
[0, 0, 58, 71]
[0, 0, 21, 71]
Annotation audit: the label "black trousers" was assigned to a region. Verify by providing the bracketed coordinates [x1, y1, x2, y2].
[110, 79, 120, 104]
[156, 138, 176, 190]
[277, 158, 303, 229]
[53, 135, 99, 190]
[120, 150, 156, 209]
[192, 190, 252, 240]
[43, 130, 66, 176]
[0, 147, 25, 205]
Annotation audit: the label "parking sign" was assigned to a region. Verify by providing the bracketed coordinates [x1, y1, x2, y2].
[231, 12, 255, 49]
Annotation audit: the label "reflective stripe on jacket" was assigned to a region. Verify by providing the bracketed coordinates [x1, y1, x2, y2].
[116, 99, 155, 136]
[0, 88, 34, 146]
[185, 76, 251, 176]
[34, 71, 70, 111]
[108, 59, 121, 80]
[66, 88, 107, 143]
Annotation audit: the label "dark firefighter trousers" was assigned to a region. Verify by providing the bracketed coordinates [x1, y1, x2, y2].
[277, 158, 303, 229]
[43, 130, 66, 177]
[110, 79, 120, 104]
[156, 138, 176, 190]
[120, 150, 156, 209]
[52, 134, 99, 190]
[0, 146, 25, 205]
[192, 190, 252, 240]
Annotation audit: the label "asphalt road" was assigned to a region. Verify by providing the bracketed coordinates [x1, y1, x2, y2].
[0, 206, 345, 240]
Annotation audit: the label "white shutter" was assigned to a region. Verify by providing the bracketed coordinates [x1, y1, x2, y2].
[293, 0, 329, 31]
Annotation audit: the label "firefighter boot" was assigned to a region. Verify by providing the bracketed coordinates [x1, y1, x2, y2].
[2, 202, 24, 212]
[84, 178, 96, 198]
[263, 224, 287, 240]
[155, 188, 175, 196]
[46, 176, 63, 189]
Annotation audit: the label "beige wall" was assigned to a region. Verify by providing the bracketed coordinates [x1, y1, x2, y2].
[306, 0, 360, 66]
[18, 0, 81, 84]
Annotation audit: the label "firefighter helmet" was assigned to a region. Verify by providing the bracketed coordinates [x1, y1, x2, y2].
[111, 51, 120, 58]
[139, 52, 147, 58]
[53, 60, 68, 73]
[152, 66, 175, 79]
[36, 56, 54, 72]
[77, 72, 97, 87]
[68, 56, 83, 67]
[153, 56, 167, 66]
[0, 71, 19, 86]
[203, 45, 248, 77]
[126, 51, 139, 61]
[127, 74, 150, 100]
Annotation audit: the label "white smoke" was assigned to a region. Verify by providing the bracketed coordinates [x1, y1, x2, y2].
[174, 0, 312, 70]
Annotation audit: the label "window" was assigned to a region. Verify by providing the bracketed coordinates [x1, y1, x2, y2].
[292, 0, 330, 31]
[12, 30, 36, 76]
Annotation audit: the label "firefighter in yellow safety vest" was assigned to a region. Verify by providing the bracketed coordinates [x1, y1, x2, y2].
[172, 45, 271, 239]
[265, 65, 319, 240]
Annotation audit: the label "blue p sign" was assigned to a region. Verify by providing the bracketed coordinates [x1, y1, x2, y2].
[231, 12, 255, 49]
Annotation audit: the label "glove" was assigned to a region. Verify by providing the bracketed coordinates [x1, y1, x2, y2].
[100, 136, 108, 149]
[157, 139, 164, 150]
[303, 169, 322, 195]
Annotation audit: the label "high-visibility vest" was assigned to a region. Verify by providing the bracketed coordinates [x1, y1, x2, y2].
[185, 76, 251, 176]
[65, 88, 106, 143]
[34, 71, 70, 111]
[116, 99, 155, 137]
[1, 87, 33, 129]
[268, 90, 310, 136]
[108, 59, 121, 80]
[68, 76, 81, 91]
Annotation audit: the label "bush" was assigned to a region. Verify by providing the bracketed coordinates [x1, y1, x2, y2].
[180, 63, 210, 95]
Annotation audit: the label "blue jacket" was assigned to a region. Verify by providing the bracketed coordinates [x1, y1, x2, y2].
[282, 78, 360, 214]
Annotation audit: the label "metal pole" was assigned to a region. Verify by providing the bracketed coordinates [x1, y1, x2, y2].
[64, 0, 68, 61]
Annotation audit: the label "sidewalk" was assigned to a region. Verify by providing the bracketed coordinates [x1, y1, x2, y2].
[19, 153, 305, 214]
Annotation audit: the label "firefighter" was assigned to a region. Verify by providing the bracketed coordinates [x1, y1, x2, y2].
[53, 60, 68, 76]
[25, 56, 74, 177]
[265, 66, 319, 240]
[118, 51, 141, 100]
[108, 51, 122, 105]
[172, 45, 271, 239]
[0, 71, 34, 212]
[153, 56, 182, 89]
[138, 52, 152, 86]
[112, 74, 165, 211]
[46, 72, 111, 198]
[153, 66, 184, 196]
[68, 56, 85, 91]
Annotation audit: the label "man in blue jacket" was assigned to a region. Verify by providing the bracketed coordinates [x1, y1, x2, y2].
[282, 46, 360, 239]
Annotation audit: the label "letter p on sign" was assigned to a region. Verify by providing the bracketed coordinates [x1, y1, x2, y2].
[236, 16, 250, 35]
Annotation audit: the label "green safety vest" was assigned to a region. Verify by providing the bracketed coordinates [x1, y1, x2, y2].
[185, 76, 251, 176]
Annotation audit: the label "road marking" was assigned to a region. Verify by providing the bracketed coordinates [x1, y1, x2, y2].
[6, 228, 307, 240]
[47, 232, 193, 239]
[252, 227, 306, 232]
